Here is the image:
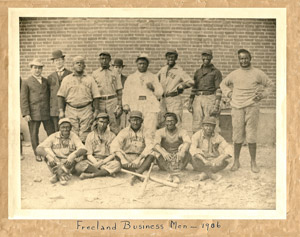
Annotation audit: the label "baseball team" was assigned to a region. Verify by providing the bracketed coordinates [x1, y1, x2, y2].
[20, 48, 273, 186]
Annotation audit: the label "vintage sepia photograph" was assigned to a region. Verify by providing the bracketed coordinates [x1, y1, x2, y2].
[9, 8, 286, 219]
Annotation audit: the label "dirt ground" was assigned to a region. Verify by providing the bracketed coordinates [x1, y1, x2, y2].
[21, 142, 276, 210]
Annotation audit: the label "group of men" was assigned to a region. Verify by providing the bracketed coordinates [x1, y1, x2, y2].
[21, 48, 273, 186]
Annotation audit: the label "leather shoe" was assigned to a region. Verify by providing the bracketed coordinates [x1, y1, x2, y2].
[35, 156, 42, 162]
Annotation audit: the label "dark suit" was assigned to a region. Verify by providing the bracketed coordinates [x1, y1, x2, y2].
[21, 76, 54, 155]
[47, 68, 72, 131]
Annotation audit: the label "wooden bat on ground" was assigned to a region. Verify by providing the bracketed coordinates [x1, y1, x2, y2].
[120, 168, 178, 188]
[139, 162, 154, 197]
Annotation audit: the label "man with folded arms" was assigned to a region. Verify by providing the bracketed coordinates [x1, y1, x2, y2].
[157, 49, 194, 127]
[78, 113, 121, 180]
[57, 56, 101, 143]
[110, 111, 156, 185]
[36, 118, 87, 185]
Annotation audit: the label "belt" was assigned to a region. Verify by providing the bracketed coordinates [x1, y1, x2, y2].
[195, 91, 214, 96]
[163, 91, 180, 98]
[67, 102, 91, 109]
[138, 96, 147, 100]
[99, 94, 117, 100]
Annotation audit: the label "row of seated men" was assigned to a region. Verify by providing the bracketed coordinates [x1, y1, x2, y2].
[36, 111, 232, 185]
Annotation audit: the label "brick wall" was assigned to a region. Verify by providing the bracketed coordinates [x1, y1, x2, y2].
[19, 17, 276, 108]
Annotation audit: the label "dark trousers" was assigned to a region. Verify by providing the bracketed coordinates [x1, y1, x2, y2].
[51, 116, 59, 132]
[28, 120, 54, 155]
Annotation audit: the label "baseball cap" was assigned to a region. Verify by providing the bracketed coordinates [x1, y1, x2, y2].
[165, 49, 178, 57]
[129, 111, 143, 119]
[202, 117, 217, 125]
[201, 49, 213, 56]
[29, 59, 44, 67]
[58, 118, 72, 126]
[96, 112, 110, 121]
[136, 53, 150, 64]
[72, 56, 85, 63]
[99, 52, 111, 58]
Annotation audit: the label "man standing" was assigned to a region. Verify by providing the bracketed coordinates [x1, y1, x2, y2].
[110, 111, 156, 185]
[92, 52, 123, 134]
[36, 118, 87, 185]
[220, 49, 273, 173]
[21, 59, 55, 162]
[57, 56, 101, 143]
[78, 113, 121, 180]
[190, 117, 232, 181]
[48, 50, 72, 131]
[123, 53, 163, 139]
[188, 50, 222, 133]
[157, 49, 194, 127]
[153, 112, 191, 183]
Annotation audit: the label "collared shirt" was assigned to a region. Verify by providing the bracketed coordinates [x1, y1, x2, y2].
[32, 75, 42, 84]
[122, 70, 163, 113]
[190, 129, 232, 158]
[85, 127, 116, 159]
[57, 72, 101, 107]
[191, 64, 222, 94]
[110, 126, 153, 157]
[220, 66, 273, 109]
[154, 127, 191, 154]
[38, 131, 86, 159]
[56, 67, 65, 78]
[157, 64, 193, 94]
[92, 67, 122, 96]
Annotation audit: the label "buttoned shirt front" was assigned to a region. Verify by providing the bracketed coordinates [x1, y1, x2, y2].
[190, 130, 232, 158]
[57, 72, 101, 107]
[157, 64, 193, 94]
[85, 128, 116, 159]
[92, 67, 122, 96]
[38, 131, 86, 159]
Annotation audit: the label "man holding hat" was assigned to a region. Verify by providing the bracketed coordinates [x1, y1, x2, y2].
[157, 49, 194, 127]
[122, 53, 163, 140]
[36, 118, 87, 185]
[190, 117, 232, 181]
[47, 50, 72, 131]
[57, 56, 101, 143]
[110, 111, 156, 185]
[153, 112, 191, 183]
[220, 49, 273, 173]
[77, 113, 121, 180]
[188, 49, 223, 133]
[92, 52, 123, 135]
[21, 59, 55, 162]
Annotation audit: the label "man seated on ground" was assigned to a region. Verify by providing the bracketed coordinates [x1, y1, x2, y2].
[78, 113, 121, 180]
[190, 117, 232, 181]
[153, 112, 191, 184]
[36, 118, 87, 185]
[110, 111, 156, 185]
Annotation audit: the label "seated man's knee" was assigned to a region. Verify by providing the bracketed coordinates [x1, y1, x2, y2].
[74, 160, 89, 175]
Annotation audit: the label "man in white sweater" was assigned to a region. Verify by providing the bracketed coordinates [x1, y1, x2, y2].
[220, 49, 273, 173]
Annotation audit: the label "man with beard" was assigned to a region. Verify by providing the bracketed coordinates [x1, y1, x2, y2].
[77, 113, 121, 180]
[21, 59, 55, 162]
[157, 49, 194, 127]
[57, 56, 101, 143]
[92, 52, 123, 134]
[110, 111, 156, 185]
[153, 112, 191, 184]
[188, 50, 222, 133]
[122, 54, 163, 139]
[47, 50, 72, 131]
[190, 117, 232, 181]
[36, 118, 87, 185]
[220, 49, 273, 173]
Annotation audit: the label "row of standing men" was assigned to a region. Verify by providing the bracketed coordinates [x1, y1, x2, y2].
[21, 48, 273, 184]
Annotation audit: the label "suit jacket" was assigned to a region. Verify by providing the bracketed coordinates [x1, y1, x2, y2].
[47, 68, 72, 116]
[121, 74, 127, 88]
[20, 76, 51, 121]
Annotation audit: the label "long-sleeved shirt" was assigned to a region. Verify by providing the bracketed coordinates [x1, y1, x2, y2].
[122, 70, 163, 113]
[157, 64, 193, 94]
[220, 66, 273, 109]
[110, 126, 153, 158]
[191, 64, 222, 95]
[190, 130, 232, 158]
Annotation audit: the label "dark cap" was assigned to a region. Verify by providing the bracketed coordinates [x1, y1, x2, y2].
[202, 117, 217, 125]
[99, 52, 111, 58]
[96, 112, 110, 121]
[129, 111, 143, 119]
[201, 49, 213, 56]
[164, 112, 178, 123]
[112, 58, 125, 67]
[51, 50, 65, 60]
[165, 49, 178, 57]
